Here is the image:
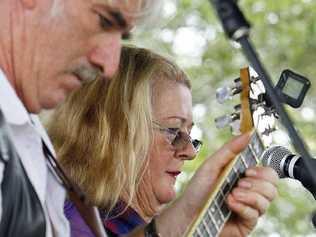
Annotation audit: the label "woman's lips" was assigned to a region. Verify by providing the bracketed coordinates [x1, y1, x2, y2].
[166, 171, 181, 178]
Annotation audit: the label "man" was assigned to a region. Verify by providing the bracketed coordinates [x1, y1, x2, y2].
[0, 0, 155, 236]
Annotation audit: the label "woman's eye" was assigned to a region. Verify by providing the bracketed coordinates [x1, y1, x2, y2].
[167, 128, 180, 134]
[122, 32, 131, 40]
[99, 15, 113, 29]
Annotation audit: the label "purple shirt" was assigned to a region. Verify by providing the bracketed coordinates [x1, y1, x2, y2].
[64, 200, 145, 237]
[64, 201, 95, 237]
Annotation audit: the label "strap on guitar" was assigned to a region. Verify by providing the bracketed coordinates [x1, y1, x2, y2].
[42, 140, 107, 237]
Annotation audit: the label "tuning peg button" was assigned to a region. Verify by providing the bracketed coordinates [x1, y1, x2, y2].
[216, 79, 243, 104]
[216, 87, 232, 104]
[215, 112, 240, 129]
[215, 115, 233, 129]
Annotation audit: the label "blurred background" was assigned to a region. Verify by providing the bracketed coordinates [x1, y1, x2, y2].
[127, 0, 316, 236]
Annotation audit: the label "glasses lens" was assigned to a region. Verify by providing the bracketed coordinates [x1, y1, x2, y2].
[171, 132, 202, 152]
[171, 132, 185, 149]
[192, 139, 202, 151]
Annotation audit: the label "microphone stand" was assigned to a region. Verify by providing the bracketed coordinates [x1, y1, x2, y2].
[208, 0, 316, 226]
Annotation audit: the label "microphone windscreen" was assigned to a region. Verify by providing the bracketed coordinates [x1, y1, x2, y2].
[262, 146, 290, 178]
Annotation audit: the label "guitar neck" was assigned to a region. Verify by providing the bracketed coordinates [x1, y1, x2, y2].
[187, 132, 265, 237]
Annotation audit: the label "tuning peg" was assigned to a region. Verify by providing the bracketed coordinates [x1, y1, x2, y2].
[250, 76, 260, 82]
[261, 106, 277, 117]
[262, 126, 276, 136]
[216, 78, 242, 104]
[234, 104, 241, 112]
[215, 113, 240, 129]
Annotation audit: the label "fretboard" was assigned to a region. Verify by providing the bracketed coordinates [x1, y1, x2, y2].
[187, 132, 265, 237]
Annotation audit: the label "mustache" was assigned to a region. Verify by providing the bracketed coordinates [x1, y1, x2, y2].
[71, 66, 104, 83]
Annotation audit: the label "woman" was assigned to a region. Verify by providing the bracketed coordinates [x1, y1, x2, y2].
[48, 46, 278, 236]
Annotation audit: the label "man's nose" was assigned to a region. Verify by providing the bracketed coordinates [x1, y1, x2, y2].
[87, 33, 122, 80]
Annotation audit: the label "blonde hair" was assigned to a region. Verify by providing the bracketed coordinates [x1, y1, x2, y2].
[48, 46, 190, 210]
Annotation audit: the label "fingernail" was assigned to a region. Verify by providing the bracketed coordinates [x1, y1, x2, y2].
[246, 169, 257, 176]
[239, 180, 252, 189]
[243, 131, 253, 138]
[234, 191, 245, 200]
[238, 131, 252, 139]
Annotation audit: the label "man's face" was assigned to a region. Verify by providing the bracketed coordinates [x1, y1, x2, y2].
[22, 0, 139, 113]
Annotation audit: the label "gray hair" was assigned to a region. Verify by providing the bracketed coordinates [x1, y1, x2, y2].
[107, 0, 165, 27]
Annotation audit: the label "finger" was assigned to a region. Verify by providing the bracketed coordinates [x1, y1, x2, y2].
[227, 194, 259, 221]
[245, 166, 279, 186]
[206, 132, 252, 174]
[231, 188, 271, 215]
[237, 177, 278, 201]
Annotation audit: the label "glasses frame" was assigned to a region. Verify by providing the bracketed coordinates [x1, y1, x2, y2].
[152, 121, 203, 152]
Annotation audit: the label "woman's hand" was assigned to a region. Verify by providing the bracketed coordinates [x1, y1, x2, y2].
[220, 166, 279, 237]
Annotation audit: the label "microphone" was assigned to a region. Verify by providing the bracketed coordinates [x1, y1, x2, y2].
[210, 0, 250, 40]
[262, 146, 316, 199]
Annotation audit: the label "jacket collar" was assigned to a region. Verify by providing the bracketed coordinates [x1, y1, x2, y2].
[0, 69, 32, 126]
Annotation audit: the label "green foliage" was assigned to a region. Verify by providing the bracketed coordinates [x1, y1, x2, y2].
[127, 0, 316, 235]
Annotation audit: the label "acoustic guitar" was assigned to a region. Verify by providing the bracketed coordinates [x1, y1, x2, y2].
[186, 67, 277, 237]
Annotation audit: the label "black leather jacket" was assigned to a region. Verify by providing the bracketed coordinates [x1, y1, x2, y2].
[0, 109, 46, 237]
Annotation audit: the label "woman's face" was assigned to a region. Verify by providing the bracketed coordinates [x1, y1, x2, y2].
[146, 79, 197, 206]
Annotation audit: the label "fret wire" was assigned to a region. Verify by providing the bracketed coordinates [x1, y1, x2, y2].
[198, 221, 207, 237]
[206, 209, 218, 236]
[250, 133, 264, 159]
[235, 159, 244, 174]
[218, 178, 232, 219]
[249, 133, 261, 161]
[214, 208, 223, 228]
[222, 179, 231, 196]
[196, 226, 203, 237]
[204, 209, 212, 232]
[212, 195, 225, 230]
[205, 209, 212, 227]
[209, 205, 220, 231]
[219, 189, 226, 205]
[202, 219, 213, 236]
[248, 145, 259, 166]
[216, 191, 226, 220]
[232, 166, 239, 177]
[195, 209, 217, 237]
[200, 224, 207, 237]
[229, 168, 239, 189]
[220, 201, 231, 219]
[215, 191, 225, 221]
[227, 170, 235, 186]
[243, 146, 256, 167]
[240, 154, 249, 170]
[193, 232, 200, 237]
[249, 143, 260, 163]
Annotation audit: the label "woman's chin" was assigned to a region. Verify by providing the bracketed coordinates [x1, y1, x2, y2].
[158, 188, 177, 204]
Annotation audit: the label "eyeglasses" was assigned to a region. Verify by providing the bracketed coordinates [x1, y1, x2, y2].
[153, 121, 203, 152]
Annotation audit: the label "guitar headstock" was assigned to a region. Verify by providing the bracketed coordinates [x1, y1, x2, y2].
[215, 67, 277, 146]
